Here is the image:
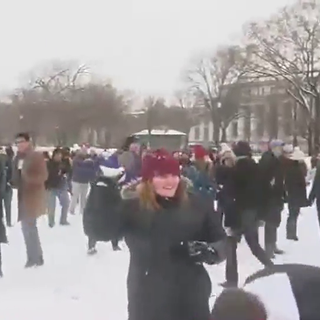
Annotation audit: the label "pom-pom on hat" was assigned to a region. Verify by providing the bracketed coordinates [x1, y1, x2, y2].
[141, 148, 180, 181]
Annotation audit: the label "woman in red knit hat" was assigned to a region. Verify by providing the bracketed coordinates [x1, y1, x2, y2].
[186, 145, 216, 201]
[84, 148, 226, 320]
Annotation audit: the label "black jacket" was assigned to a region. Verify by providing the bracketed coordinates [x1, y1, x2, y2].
[284, 159, 307, 208]
[215, 165, 237, 228]
[309, 164, 320, 204]
[234, 156, 259, 211]
[84, 179, 226, 320]
[46, 159, 71, 189]
[258, 151, 285, 207]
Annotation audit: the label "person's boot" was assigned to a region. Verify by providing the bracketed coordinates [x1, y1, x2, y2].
[60, 221, 70, 226]
[87, 248, 97, 255]
[25, 260, 36, 268]
[286, 221, 298, 241]
[36, 256, 44, 267]
[49, 221, 55, 228]
[112, 239, 121, 251]
[265, 244, 275, 259]
[274, 246, 285, 255]
[112, 245, 121, 251]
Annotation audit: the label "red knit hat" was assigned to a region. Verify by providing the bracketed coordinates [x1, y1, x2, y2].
[193, 145, 207, 160]
[141, 148, 180, 181]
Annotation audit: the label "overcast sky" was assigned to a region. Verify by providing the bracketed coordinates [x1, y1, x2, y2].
[1, 0, 295, 98]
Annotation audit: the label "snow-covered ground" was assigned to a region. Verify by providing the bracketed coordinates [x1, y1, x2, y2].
[0, 192, 319, 320]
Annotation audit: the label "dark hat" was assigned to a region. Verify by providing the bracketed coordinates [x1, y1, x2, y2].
[233, 141, 251, 157]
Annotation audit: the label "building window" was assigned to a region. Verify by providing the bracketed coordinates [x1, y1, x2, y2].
[194, 126, 200, 140]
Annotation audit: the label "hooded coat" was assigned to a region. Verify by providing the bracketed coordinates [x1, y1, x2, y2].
[84, 179, 226, 320]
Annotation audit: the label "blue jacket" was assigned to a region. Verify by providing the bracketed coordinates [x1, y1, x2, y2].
[183, 165, 216, 199]
[72, 156, 98, 184]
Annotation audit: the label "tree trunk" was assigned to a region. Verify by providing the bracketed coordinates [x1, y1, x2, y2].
[220, 126, 227, 142]
[211, 109, 220, 146]
[308, 124, 313, 156]
[292, 102, 298, 147]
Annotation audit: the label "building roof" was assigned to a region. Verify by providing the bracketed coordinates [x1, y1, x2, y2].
[133, 129, 186, 136]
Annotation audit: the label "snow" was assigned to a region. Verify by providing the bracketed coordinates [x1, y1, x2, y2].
[1, 191, 319, 320]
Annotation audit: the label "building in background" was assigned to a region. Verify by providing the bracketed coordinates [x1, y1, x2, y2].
[188, 79, 308, 149]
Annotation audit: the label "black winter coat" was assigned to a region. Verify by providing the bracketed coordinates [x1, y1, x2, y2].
[284, 159, 307, 208]
[309, 165, 320, 205]
[45, 159, 72, 189]
[234, 156, 259, 211]
[258, 151, 285, 207]
[215, 165, 237, 228]
[84, 180, 226, 320]
[83, 175, 122, 240]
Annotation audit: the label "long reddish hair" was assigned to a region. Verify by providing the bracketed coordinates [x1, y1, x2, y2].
[138, 179, 188, 211]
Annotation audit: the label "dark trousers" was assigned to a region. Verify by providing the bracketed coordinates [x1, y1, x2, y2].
[216, 201, 224, 226]
[286, 204, 300, 238]
[316, 201, 320, 228]
[264, 205, 283, 256]
[225, 210, 272, 286]
[2, 187, 12, 226]
[88, 238, 119, 250]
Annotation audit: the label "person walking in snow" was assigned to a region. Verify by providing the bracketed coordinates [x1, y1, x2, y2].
[46, 148, 71, 227]
[283, 147, 308, 241]
[221, 141, 273, 288]
[257, 139, 286, 259]
[11, 132, 48, 268]
[2, 146, 14, 227]
[185, 145, 216, 202]
[69, 148, 97, 215]
[84, 156, 124, 255]
[0, 150, 8, 276]
[118, 136, 142, 184]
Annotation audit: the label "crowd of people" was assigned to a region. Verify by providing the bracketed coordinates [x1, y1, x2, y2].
[1, 132, 320, 320]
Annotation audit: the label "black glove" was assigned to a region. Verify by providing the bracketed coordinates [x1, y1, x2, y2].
[188, 241, 219, 265]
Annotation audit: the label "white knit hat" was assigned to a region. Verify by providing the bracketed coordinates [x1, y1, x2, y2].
[290, 147, 305, 161]
[219, 143, 231, 155]
[283, 144, 293, 154]
[219, 143, 235, 159]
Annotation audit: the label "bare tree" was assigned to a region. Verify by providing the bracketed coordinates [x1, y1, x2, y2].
[186, 45, 250, 144]
[245, 0, 320, 152]
[175, 90, 202, 137]
[7, 61, 128, 146]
